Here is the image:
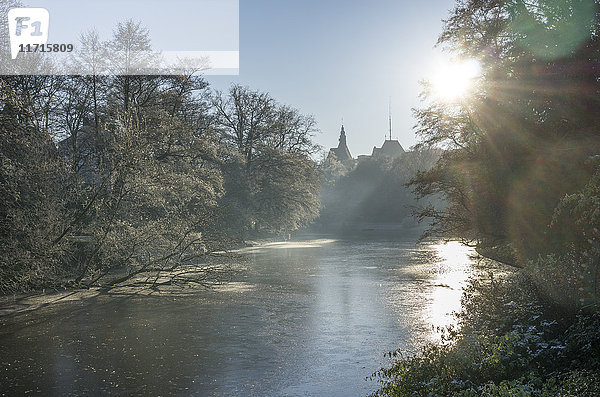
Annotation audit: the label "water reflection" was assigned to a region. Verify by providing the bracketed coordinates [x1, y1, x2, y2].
[233, 239, 337, 253]
[426, 241, 476, 336]
[0, 236, 475, 396]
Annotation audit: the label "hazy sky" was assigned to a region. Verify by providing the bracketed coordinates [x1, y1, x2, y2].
[206, 0, 457, 156]
[29, 0, 239, 50]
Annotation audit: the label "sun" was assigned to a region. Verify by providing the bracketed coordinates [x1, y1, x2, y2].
[431, 58, 481, 100]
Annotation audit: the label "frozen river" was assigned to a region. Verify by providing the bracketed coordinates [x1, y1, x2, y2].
[0, 235, 474, 396]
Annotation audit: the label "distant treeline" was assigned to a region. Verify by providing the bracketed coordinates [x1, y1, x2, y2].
[318, 150, 443, 231]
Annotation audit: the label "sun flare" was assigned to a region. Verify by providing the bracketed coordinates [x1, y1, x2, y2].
[431, 58, 481, 100]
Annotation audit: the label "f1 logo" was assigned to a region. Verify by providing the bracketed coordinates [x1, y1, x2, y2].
[7, 8, 50, 59]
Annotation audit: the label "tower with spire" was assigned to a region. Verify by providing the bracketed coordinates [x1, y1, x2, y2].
[327, 124, 354, 166]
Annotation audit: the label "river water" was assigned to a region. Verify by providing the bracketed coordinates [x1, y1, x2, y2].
[0, 235, 474, 396]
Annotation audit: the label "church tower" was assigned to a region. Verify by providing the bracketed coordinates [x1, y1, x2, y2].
[327, 124, 353, 166]
[338, 125, 349, 153]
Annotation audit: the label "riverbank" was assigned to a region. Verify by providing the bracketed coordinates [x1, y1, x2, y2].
[0, 268, 227, 318]
[0, 236, 335, 318]
[369, 260, 600, 396]
[0, 239, 260, 317]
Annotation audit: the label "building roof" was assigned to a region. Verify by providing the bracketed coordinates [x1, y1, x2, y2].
[371, 139, 405, 159]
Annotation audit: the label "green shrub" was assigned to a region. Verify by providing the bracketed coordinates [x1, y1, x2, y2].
[369, 331, 541, 396]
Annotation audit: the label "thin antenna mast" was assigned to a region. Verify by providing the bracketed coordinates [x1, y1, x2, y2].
[388, 98, 392, 140]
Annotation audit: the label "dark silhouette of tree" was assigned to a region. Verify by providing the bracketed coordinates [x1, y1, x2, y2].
[409, 0, 600, 307]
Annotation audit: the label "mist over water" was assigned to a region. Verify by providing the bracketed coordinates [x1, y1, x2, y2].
[0, 235, 474, 396]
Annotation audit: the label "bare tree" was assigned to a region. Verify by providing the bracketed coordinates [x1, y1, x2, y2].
[106, 20, 160, 114]
[213, 85, 275, 165]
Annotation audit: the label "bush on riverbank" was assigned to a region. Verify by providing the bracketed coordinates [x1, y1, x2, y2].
[369, 269, 600, 396]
